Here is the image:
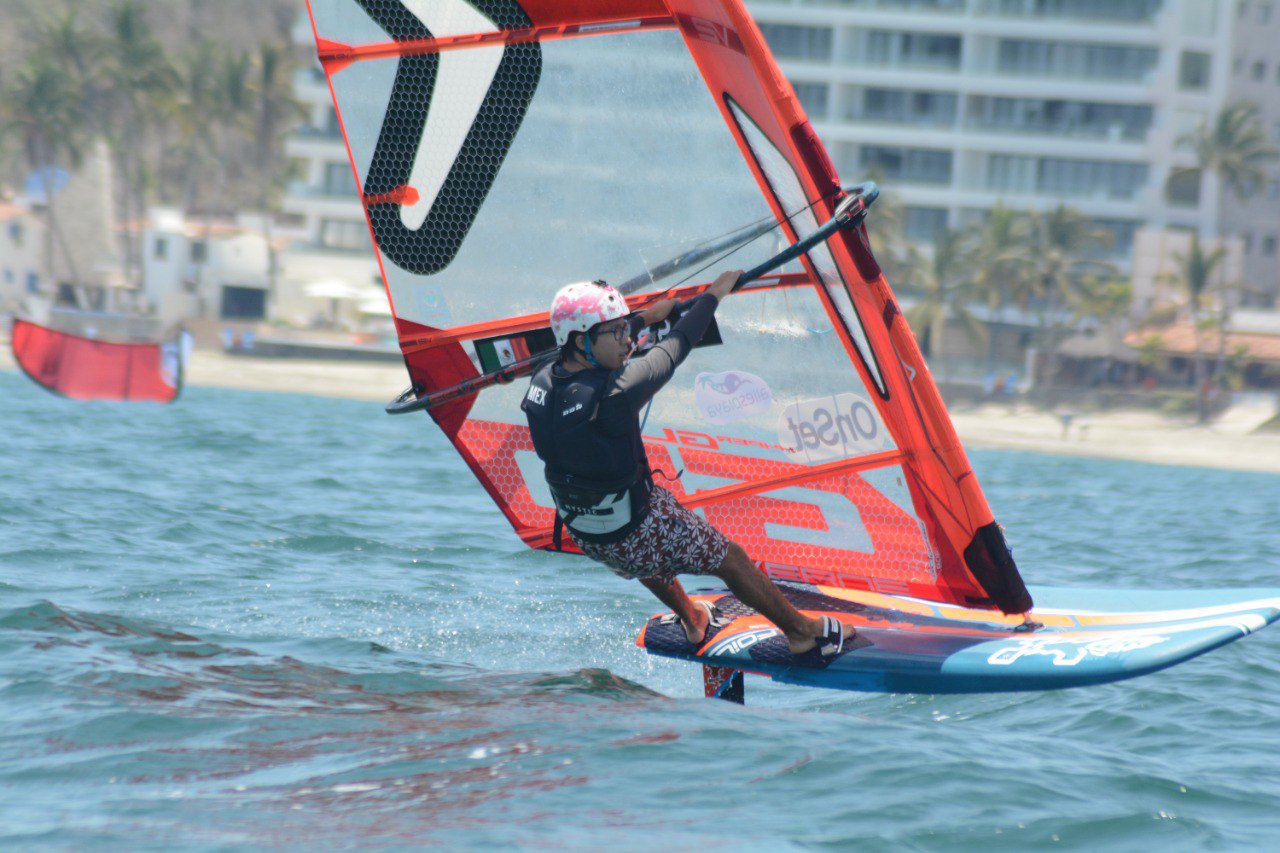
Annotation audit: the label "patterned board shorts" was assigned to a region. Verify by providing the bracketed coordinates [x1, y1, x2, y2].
[573, 484, 730, 584]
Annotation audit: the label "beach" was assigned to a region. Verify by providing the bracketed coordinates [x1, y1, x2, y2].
[6, 345, 1280, 475]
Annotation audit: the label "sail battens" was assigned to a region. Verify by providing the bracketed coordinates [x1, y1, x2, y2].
[317, 17, 676, 70]
[679, 450, 906, 512]
[307, 0, 1031, 613]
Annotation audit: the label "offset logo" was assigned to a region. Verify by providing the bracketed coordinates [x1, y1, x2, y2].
[986, 634, 1167, 667]
[695, 370, 773, 426]
[778, 393, 887, 464]
[356, 0, 541, 275]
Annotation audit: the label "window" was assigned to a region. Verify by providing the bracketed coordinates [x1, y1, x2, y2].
[1243, 232, 1255, 253]
[1165, 168, 1201, 206]
[322, 162, 356, 196]
[758, 23, 833, 61]
[1039, 157, 1148, 198]
[1253, 61, 1266, 81]
[154, 237, 168, 261]
[857, 87, 957, 125]
[220, 286, 267, 320]
[792, 81, 829, 118]
[861, 145, 953, 184]
[967, 95, 1153, 140]
[1178, 51, 1211, 90]
[1234, 56, 1244, 76]
[1259, 1, 1272, 22]
[865, 30, 962, 69]
[1265, 235, 1278, 256]
[997, 39, 1157, 81]
[1091, 218, 1141, 256]
[320, 218, 369, 250]
[904, 206, 948, 242]
[190, 240, 208, 263]
[6, 222, 20, 245]
[3, 269, 12, 284]
[987, 153, 1037, 191]
[26, 272, 39, 294]
[988, 0, 1162, 22]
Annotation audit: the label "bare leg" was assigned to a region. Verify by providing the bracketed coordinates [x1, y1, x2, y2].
[640, 576, 708, 644]
[713, 542, 825, 654]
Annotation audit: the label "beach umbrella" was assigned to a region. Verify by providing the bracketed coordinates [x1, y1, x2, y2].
[304, 279, 364, 300]
[357, 298, 392, 316]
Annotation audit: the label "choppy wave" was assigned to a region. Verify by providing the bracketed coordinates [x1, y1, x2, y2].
[2, 371, 1279, 848]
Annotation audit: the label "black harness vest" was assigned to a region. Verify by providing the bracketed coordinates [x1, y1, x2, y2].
[521, 362, 652, 546]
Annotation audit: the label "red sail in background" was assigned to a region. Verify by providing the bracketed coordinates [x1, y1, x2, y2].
[305, 0, 1031, 613]
[11, 319, 186, 404]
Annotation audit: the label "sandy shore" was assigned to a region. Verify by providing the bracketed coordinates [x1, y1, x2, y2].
[950, 403, 1280, 475]
[6, 345, 1280, 475]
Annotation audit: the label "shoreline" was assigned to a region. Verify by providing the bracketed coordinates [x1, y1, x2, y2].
[6, 346, 1280, 475]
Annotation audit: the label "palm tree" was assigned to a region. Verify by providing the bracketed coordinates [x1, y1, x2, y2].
[211, 49, 254, 212]
[99, 0, 178, 288]
[247, 43, 307, 306]
[862, 172, 906, 278]
[0, 52, 90, 306]
[1177, 101, 1279, 210]
[899, 228, 985, 375]
[37, 6, 100, 88]
[1023, 206, 1118, 385]
[168, 41, 224, 212]
[967, 204, 1034, 368]
[1161, 233, 1227, 420]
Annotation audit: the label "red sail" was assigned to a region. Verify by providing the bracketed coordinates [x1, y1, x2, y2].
[11, 319, 186, 404]
[304, 0, 1031, 613]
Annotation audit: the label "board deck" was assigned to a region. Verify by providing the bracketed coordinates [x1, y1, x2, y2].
[637, 583, 1280, 694]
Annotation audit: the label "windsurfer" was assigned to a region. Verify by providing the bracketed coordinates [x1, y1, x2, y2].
[522, 276, 852, 662]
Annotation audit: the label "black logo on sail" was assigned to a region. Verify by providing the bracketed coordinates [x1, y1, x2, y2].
[355, 0, 541, 275]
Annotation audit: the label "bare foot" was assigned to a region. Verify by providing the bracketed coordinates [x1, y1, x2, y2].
[785, 616, 828, 655]
[681, 601, 712, 645]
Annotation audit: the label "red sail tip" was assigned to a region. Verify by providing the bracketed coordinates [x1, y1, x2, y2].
[363, 185, 420, 207]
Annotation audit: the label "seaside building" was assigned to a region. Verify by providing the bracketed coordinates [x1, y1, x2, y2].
[138, 207, 276, 331]
[0, 200, 43, 317]
[752, 0, 1280, 304]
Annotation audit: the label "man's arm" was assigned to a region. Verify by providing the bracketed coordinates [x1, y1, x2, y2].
[611, 270, 740, 412]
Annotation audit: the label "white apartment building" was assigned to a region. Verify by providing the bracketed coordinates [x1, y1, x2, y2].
[281, 12, 381, 307]
[1219, 0, 1280, 305]
[753, 0, 1280, 303]
[281, 2, 1280, 310]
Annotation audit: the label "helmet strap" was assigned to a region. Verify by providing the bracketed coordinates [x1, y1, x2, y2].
[580, 331, 604, 369]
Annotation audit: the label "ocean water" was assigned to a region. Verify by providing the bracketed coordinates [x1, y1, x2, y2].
[2, 368, 1279, 850]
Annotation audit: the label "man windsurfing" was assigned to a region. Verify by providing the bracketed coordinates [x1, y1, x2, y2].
[522, 276, 853, 663]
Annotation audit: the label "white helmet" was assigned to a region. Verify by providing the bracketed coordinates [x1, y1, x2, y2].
[549, 280, 627, 347]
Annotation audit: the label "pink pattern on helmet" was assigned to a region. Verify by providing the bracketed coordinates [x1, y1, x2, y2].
[550, 281, 628, 346]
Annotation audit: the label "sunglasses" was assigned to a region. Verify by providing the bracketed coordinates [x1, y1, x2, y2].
[591, 320, 632, 345]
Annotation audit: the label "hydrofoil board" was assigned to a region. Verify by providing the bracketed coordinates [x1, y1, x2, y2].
[637, 582, 1280, 694]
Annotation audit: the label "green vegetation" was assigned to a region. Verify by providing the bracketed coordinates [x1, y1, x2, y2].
[886, 199, 1124, 382]
[0, 0, 302, 290]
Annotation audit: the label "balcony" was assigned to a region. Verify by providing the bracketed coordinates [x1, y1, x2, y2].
[973, 0, 1163, 25]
